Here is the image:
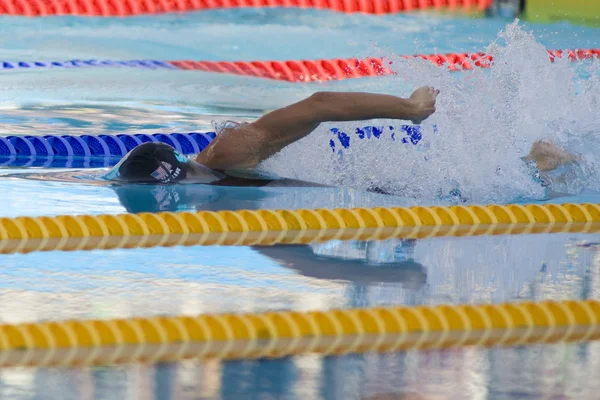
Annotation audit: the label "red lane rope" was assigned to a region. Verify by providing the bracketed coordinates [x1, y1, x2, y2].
[167, 49, 600, 82]
[168, 57, 394, 82]
[0, 0, 493, 16]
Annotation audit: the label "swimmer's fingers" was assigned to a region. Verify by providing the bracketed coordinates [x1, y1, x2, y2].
[428, 86, 440, 98]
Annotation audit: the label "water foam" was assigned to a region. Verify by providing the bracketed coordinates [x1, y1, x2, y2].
[261, 21, 600, 204]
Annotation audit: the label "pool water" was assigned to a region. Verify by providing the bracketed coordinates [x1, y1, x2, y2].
[0, 8, 599, 400]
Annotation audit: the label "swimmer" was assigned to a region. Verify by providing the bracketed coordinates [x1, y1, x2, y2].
[103, 88, 441, 187]
[16, 87, 580, 200]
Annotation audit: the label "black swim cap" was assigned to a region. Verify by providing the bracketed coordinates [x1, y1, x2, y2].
[105, 142, 190, 184]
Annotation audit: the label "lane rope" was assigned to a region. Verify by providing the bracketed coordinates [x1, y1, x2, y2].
[0, 299, 597, 367]
[2, 49, 597, 82]
[0, 124, 425, 167]
[0, 131, 216, 159]
[0, 0, 493, 16]
[0, 203, 599, 255]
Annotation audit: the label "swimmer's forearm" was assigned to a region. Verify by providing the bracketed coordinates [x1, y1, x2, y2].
[250, 92, 424, 157]
[303, 91, 423, 122]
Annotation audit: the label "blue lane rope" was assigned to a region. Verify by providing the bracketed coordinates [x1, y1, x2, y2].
[0, 132, 216, 168]
[0, 60, 176, 70]
[0, 124, 427, 168]
[0, 132, 216, 158]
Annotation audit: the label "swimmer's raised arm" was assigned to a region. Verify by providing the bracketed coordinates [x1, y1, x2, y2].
[197, 87, 439, 170]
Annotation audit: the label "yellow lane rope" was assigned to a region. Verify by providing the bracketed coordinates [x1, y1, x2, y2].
[1, 203, 599, 254]
[0, 300, 598, 367]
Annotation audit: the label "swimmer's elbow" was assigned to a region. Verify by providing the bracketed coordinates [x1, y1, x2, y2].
[306, 92, 343, 120]
[308, 91, 332, 104]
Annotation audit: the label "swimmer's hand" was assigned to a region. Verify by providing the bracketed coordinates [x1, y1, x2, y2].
[409, 86, 440, 124]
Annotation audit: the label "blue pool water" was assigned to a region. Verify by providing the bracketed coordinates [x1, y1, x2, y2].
[0, 8, 599, 400]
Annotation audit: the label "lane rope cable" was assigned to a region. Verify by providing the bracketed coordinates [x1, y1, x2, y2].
[0, 299, 597, 367]
[0, 203, 599, 254]
[0, 0, 493, 16]
[1, 49, 597, 82]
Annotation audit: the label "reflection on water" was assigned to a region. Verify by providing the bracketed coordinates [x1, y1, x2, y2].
[255, 242, 426, 289]
[111, 183, 416, 213]
[0, 103, 257, 137]
[1, 341, 599, 399]
[0, 235, 598, 398]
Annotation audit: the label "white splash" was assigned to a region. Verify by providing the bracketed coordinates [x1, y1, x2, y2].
[261, 21, 600, 204]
